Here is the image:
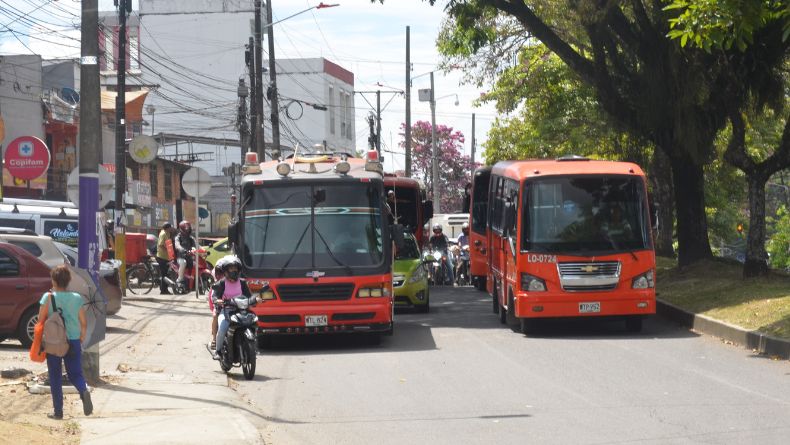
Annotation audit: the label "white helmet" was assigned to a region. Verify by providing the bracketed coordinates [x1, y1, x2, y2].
[219, 255, 242, 272]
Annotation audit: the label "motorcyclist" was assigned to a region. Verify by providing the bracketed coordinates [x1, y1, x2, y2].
[211, 255, 252, 360]
[174, 220, 197, 286]
[207, 256, 228, 350]
[456, 223, 470, 284]
[428, 223, 454, 285]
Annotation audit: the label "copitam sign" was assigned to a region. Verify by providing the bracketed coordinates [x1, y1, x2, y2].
[5, 136, 51, 180]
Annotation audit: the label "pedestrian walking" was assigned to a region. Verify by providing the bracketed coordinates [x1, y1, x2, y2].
[37, 265, 93, 419]
[156, 222, 175, 294]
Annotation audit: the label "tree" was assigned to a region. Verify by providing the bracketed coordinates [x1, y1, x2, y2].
[402, 120, 478, 213]
[392, 0, 789, 266]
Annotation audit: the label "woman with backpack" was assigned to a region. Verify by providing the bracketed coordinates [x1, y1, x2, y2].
[37, 265, 93, 419]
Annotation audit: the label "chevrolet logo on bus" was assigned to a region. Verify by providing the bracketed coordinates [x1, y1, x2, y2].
[307, 271, 326, 279]
[581, 265, 599, 273]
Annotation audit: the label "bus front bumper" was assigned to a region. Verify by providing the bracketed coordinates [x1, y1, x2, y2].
[254, 301, 393, 335]
[514, 290, 655, 319]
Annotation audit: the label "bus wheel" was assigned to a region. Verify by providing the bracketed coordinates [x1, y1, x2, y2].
[497, 286, 506, 324]
[506, 292, 518, 326]
[492, 293, 499, 314]
[520, 318, 539, 336]
[625, 316, 643, 333]
[476, 277, 487, 292]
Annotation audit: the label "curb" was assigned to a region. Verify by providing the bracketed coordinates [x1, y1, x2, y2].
[657, 299, 790, 360]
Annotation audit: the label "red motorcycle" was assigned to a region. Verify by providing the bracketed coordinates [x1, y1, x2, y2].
[163, 248, 214, 295]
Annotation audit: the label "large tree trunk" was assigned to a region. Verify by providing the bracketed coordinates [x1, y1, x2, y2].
[649, 149, 675, 257]
[744, 174, 770, 277]
[670, 157, 713, 266]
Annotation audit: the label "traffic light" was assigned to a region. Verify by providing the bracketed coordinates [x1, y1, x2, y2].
[737, 223, 744, 234]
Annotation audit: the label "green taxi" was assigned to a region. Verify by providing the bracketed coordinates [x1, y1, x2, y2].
[393, 234, 429, 312]
[204, 237, 231, 268]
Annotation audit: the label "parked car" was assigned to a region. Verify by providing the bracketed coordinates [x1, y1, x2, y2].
[0, 242, 55, 347]
[205, 237, 231, 268]
[393, 233, 430, 312]
[54, 242, 123, 316]
[0, 227, 69, 268]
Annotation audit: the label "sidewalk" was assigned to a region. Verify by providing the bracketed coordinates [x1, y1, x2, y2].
[77, 290, 266, 445]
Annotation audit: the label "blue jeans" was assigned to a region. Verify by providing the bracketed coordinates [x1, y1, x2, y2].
[46, 339, 88, 415]
[215, 310, 230, 355]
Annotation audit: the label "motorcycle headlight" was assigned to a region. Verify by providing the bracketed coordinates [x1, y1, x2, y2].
[632, 270, 655, 289]
[520, 273, 547, 292]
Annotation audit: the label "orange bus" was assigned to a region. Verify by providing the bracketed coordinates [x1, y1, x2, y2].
[487, 156, 655, 333]
[384, 175, 432, 248]
[469, 166, 491, 291]
[229, 151, 398, 342]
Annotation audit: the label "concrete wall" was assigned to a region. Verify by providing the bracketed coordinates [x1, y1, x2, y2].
[42, 60, 80, 93]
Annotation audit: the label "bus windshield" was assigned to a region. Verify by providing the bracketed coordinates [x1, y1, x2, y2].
[243, 183, 384, 273]
[523, 175, 651, 254]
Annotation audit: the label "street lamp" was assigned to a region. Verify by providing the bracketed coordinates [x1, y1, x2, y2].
[419, 74, 459, 213]
[146, 104, 155, 136]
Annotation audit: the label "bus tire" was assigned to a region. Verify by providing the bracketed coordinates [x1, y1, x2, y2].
[520, 317, 538, 336]
[625, 316, 643, 333]
[506, 291, 518, 327]
[497, 285, 506, 324]
[476, 277, 487, 292]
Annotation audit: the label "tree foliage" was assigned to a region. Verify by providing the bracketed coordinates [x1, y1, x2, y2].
[401, 121, 478, 213]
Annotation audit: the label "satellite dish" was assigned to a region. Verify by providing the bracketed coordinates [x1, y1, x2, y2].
[61, 87, 80, 105]
[198, 207, 209, 219]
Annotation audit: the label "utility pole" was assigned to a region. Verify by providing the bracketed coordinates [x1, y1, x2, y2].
[114, 0, 131, 291]
[404, 26, 411, 177]
[375, 90, 382, 156]
[471, 113, 476, 170]
[367, 113, 376, 151]
[430, 72, 439, 213]
[246, 37, 257, 157]
[79, 0, 102, 385]
[265, 0, 281, 160]
[237, 78, 249, 166]
[254, 1, 265, 160]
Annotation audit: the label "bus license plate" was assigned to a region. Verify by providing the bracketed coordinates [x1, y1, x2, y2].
[305, 315, 328, 327]
[579, 302, 600, 313]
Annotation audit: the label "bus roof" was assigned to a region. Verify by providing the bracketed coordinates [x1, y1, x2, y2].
[491, 158, 645, 180]
[384, 175, 423, 189]
[241, 155, 383, 183]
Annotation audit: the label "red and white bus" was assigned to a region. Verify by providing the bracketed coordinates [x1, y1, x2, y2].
[487, 156, 656, 333]
[469, 166, 491, 291]
[384, 175, 432, 249]
[230, 151, 398, 341]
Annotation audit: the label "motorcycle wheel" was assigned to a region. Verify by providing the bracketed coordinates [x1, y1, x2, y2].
[219, 352, 232, 372]
[241, 339, 256, 380]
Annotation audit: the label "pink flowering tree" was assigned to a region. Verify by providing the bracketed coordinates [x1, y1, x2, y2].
[401, 121, 479, 213]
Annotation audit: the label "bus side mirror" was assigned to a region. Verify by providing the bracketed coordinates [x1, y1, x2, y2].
[228, 220, 239, 248]
[391, 224, 405, 250]
[422, 201, 434, 223]
[650, 202, 659, 231]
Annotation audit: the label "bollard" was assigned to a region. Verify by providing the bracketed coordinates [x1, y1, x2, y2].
[81, 342, 100, 385]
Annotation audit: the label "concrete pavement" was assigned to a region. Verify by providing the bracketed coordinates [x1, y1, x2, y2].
[76, 289, 266, 445]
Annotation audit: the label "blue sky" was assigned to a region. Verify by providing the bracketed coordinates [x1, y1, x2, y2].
[1, 0, 498, 172]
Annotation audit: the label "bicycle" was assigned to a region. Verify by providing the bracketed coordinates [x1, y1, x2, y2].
[126, 256, 160, 295]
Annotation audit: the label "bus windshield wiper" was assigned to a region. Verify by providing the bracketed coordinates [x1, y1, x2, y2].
[312, 226, 353, 275]
[278, 223, 311, 277]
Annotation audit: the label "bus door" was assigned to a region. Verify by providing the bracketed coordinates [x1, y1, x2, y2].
[502, 179, 520, 316]
[489, 176, 506, 306]
[470, 167, 491, 290]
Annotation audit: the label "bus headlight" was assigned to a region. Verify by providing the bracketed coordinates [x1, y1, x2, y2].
[259, 290, 276, 300]
[335, 161, 351, 174]
[632, 270, 655, 289]
[358, 284, 391, 298]
[520, 273, 546, 292]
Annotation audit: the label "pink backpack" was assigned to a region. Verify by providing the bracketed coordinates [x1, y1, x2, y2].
[42, 293, 70, 357]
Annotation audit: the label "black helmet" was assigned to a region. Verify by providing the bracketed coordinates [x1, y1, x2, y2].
[220, 255, 242, 272]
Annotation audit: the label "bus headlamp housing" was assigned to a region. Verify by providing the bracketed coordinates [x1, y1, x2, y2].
[632, 270, 655, 289]
[276, 162, 291, 177]
[259, 290, 276, 300]
[521, 273, 547, 292]
[335, 161, 351, 174]
[358, 284, 391, 298]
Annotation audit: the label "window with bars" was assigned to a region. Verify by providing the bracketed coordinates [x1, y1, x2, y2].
[164, 167, 173, 200]
[150, 164, 158, 199]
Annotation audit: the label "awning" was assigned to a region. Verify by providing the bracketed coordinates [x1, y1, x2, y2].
[100, 90, 149, 122]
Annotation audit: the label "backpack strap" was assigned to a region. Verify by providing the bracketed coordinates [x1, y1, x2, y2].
[48, 292, 61, 315]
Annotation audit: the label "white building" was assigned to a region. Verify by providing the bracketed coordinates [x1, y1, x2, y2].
[138, 0, 355, 168]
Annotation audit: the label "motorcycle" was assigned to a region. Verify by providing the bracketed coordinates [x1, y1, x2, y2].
[207, 292, 261, 380]
[456, 245, 470, 286]
[423, 248, 451, 285]
[163, 248, 214, 295]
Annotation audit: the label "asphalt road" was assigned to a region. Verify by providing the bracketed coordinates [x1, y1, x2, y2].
[237, 286, 790, 445]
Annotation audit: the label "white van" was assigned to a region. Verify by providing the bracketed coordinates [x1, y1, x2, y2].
[0, 198, 80, 247]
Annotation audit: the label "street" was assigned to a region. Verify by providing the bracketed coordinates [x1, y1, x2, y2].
[239, 286, 790, 445]
[2, 285, 790, 444]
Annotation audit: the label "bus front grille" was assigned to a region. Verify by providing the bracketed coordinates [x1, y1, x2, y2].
[277, 283, 355, 302]
[557, 261, 620, 292]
